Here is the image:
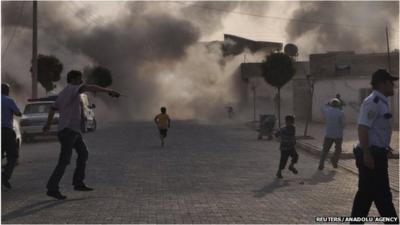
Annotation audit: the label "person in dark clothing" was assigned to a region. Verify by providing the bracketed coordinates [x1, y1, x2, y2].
[275, 115, 299, 179]
[1, 83, 22, 188]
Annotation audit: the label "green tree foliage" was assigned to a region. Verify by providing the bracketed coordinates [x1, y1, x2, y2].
[37, 54, 63, 93]
[261, 52, 296, 127]
[84, 66, 113, 88]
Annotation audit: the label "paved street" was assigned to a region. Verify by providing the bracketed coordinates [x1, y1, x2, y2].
[294, 122, 399, 192]
[2, 121, 399, 224]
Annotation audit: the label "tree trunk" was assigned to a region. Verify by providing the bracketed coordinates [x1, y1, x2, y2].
[304, 82, 314, 136]
[278, 88, 281, 128]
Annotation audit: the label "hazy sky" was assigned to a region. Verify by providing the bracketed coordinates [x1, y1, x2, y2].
[1, 1, 399, 121]
[76, 1, 399, 52]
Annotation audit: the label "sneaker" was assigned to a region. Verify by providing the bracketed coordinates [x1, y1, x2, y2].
[2, 177, 11, 189]
[276, 171, 283, 179]
[288, 165, 298, 174]
[47, 190, 67, 200]
[74, 185, 94, 191]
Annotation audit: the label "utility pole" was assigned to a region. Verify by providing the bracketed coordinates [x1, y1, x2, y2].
[31, 1, 38, 98]
[386, 26, 391, 73]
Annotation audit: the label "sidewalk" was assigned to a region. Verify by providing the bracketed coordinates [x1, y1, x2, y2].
[295, 122, 399, 159]
[295, 122, 399, 192]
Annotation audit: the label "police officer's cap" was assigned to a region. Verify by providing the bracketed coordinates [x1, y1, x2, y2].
[371, 69, 398, 86]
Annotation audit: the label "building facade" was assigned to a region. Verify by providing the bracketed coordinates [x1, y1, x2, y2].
[309, 51, 399, 125]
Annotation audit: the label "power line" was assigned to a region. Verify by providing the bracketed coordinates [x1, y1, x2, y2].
[2, 1, 26, 60]
[173, 1, 398, 32]
[68, 1, 106, 26]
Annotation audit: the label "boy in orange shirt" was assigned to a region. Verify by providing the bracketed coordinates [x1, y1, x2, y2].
[154, 107, 171, 147]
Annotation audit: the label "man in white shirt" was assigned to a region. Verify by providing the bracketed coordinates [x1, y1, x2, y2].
[43, 70, 120, 200]
[318, 98, 345, 170]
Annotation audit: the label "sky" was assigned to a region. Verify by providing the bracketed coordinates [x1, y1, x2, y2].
[1, 1, 399, 121]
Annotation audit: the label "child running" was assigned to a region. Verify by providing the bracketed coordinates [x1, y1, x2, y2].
[275, 115, 299, 179]
[154, 107, 171, 147]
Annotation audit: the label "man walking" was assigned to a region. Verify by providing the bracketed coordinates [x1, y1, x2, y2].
[351, 69, 398, 223]
[1, 83, 22, 188]
[43, 70, 120, 200]
[318, 98, 345, 170]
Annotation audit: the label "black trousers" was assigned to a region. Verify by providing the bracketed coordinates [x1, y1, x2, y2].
[159, 129, 168, 138]
[278, 148, 299, 170]
[1, 128, 18, 180]
[47, 128, 88, 191]
[351, 146, 398, 224]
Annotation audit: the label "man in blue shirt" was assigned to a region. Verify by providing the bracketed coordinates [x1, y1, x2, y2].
[1, 83, 22, 188]
[318, 98, 345, 170]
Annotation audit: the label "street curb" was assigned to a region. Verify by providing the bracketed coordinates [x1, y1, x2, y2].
[245, 123, 399, 193]
[296, 141, 354, 159]
[296, 140, 399, 159]
[296, 142, 399, 193]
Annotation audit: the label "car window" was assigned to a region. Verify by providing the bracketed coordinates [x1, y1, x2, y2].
[24, 103, 53, 114]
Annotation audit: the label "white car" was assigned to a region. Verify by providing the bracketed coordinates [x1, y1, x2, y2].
[20, 101, 59, 142]
[13, 119, 22, 150]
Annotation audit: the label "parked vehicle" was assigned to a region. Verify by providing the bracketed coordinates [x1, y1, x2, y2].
[20, 101, 59, 143]
[20, 94, 97, 142]
[13, 119, 22, 151]
[80, 93, 97, 132]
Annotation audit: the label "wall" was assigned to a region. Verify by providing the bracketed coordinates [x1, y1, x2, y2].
[246, 77, 294, 121]
[312, 78, 370, 123]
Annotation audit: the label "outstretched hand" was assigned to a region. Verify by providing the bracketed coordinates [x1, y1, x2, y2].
[108, 90, 120, 98]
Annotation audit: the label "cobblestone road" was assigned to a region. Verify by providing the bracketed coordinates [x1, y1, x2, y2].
[2, 121, 399, 223]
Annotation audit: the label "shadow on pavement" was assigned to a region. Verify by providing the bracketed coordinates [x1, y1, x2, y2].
[253, 179, 290, 198]
[304, 170, 337, 185]
[1, 197, 90, 222]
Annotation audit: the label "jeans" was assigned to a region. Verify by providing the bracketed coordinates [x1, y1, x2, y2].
[47, 128, 88, 191]
[319, 137, 342, 168]
[1, 128, 18, 180]
[278, 148, 299, 170]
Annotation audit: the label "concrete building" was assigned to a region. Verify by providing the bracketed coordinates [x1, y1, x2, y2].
[309, 51, 399, 125]
[239, 61, 309, 121]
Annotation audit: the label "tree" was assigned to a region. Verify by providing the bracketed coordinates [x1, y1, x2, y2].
[84, 66, 113, 88]
[37, 54, 63, 93]
[261, 52, 296, 128]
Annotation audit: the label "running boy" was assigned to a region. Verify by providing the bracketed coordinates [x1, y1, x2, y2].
[275, 115, 299, 179]
[154, 107, 171, 147]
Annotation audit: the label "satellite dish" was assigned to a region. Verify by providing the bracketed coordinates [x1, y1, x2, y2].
[284, 43, 298, 57]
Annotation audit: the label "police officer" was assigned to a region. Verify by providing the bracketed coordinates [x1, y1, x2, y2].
[351, 69, 398, 223]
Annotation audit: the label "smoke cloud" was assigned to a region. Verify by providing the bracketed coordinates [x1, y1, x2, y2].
[285, 1, 399, 56]
[2, 1, 398, 122]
